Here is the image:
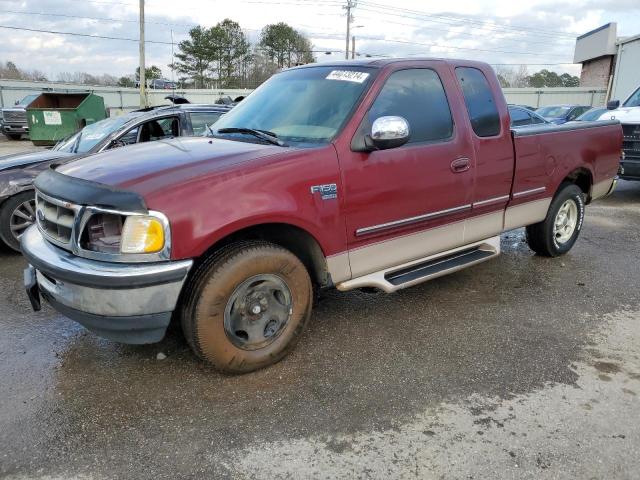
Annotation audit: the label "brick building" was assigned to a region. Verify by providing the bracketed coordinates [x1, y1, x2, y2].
[574, 23, 640, 101]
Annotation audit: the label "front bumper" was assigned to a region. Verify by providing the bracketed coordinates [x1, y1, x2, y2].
[21, 226, 193, 344]
[1, 123, 29, 134]
[620, 159, 640, 181]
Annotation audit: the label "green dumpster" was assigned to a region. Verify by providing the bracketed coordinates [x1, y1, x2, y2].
[26, 93, 106, 146]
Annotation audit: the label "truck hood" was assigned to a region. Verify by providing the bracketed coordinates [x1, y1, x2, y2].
[56, 136, 285, 196]
[598, 107, 640, 123]
[0, 149, 74, 172]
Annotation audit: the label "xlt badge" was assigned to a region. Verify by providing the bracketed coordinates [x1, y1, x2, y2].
[310, 183, 338, 200]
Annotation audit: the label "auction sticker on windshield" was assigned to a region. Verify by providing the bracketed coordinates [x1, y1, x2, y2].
[326, 70, 370, 83]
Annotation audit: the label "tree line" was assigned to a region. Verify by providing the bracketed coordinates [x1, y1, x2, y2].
[170, 19, 315, 89]
[496, 65, 580, 88]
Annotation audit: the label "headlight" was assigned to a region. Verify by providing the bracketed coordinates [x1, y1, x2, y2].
[121, 216, 165, 254]
[80, 212, 166, 256]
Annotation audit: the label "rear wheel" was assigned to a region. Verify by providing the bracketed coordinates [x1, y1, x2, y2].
[0, 191, 36, 252]
[179, 241, 312, 374]
[525, 183, 585, 257]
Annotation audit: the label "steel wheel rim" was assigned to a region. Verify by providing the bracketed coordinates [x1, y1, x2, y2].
[553, 199, 578, 244]
[9, 198, 36, 241]
[223, 274, 293, 351]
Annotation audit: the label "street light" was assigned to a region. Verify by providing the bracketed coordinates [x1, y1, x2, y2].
[351, 25, 364, 60]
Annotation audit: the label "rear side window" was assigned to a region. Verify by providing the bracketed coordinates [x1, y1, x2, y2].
[455, 67, 501, 137]
[368, 68, 453, 143]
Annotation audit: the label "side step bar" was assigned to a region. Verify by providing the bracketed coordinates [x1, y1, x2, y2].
[336, 236, 500, 293]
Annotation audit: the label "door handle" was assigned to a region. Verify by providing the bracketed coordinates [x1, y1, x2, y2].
[450, 157, 471, 173]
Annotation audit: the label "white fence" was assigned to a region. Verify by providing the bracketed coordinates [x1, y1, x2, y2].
[502, 87, 608, 108]
[0, 79, 608, 114]
[0, 79, 252, 114]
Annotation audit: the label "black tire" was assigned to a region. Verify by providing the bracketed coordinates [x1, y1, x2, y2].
[6, 133, 22, 140]
[0, 191, 36, 252]
[178, 241, 312, 374]
[525, 182, 585, 257]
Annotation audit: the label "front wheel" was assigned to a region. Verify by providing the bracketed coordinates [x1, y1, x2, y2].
[0, 191, 37, 252]
[179, 241, 312, 374]
[525, 183, 585, 257]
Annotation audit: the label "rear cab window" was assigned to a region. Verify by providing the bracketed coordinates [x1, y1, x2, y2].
[367, 68, 454, 144]
[455, 67, 501, 137]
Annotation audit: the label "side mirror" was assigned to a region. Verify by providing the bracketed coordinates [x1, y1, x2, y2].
[607, 100, 620, 110]
[365, 116, 410, 151]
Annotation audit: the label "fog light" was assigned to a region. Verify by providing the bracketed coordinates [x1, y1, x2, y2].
[120, 216, 165, 254]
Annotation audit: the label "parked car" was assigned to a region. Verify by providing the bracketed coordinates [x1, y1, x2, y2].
[572, 107, 608, 122]
[535, 104, 592, 124]
[1, 94, 39, 140]
[508, 105, 549, 128]
[600, 85, 640, 180]
[21, 59, 621, 373]
[508, 104, 537, 111]
[0, 103, 230, 251]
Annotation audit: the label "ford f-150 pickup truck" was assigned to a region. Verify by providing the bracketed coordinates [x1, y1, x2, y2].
[21, 58, 622, 373]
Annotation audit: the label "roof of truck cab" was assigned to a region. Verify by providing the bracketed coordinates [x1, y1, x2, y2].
[289, 57, 488, 70]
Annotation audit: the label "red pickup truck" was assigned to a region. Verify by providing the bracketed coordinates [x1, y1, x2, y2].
[22, 59, 622, 373]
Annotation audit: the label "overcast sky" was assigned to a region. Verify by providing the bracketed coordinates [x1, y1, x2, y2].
[1, 0, 639, 80]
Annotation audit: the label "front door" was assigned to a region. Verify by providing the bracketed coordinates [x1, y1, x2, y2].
[339, 64, 477, 278]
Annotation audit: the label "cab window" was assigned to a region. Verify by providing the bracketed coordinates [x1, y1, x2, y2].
[455, 67, 501, 137]
[368, 68, 454, 144]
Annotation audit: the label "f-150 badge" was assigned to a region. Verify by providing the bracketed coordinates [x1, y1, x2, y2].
[310, 183, 338, 200]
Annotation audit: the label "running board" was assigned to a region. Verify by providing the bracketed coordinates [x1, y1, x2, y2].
[336, 236, 500, 293]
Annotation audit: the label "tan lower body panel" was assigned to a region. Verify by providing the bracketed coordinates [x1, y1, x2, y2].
[326, 198, 551, 285]
[503, 198, 551, 231]
[591, 177, 616, 201]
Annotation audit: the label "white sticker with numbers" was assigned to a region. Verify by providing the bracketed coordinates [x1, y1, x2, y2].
[326, 70, 370, 83]
[43, 111, 62, 125]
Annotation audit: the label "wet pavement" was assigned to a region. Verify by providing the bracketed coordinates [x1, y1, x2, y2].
[1, 144, 639, 478]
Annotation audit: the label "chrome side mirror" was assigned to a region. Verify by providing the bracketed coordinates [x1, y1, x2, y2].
[366, 116, 410, 151]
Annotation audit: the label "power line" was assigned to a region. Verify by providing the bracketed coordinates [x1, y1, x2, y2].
[356, 2, 576, 40]
[0, 24, 174, 44]
[352, 13, 573, 48]
[0, 9, 196, 29]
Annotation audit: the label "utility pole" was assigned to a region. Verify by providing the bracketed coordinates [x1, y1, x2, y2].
[344, 0, 356, 59]
[352, 36, 356, 59]
[139, 0, 146, 108]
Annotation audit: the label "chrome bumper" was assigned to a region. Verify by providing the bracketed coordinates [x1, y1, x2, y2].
[21, 226, 193, 344]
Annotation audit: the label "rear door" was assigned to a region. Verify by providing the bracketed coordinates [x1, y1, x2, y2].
[339, 63, 477, 278]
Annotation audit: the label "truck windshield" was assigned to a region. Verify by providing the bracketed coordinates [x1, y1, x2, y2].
[53, 114, 137, 153]
[211, 66, 374, 146]
[535, 106, 571, 118]
[623, 87, 640, 108]
[16, 94, 38, 107]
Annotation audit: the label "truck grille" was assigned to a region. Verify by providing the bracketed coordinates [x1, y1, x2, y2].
[622, 124, 640, 160]
[35, 192, 78, 248]
[1, 110, 27, 124]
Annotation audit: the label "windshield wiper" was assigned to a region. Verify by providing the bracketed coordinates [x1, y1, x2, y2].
[216, 127, 288, 147]
[72, 132, 83, 153]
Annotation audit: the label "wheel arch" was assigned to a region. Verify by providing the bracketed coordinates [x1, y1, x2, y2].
[194, 222, 332, 288]
[561, 167, 593, 202]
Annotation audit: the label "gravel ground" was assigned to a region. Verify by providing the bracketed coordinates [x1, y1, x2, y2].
[0, 134, 639, 479]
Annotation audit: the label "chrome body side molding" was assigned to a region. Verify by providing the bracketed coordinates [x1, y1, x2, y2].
[355, 204, 472, 237]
